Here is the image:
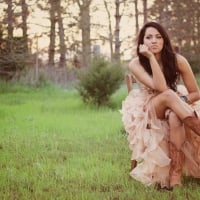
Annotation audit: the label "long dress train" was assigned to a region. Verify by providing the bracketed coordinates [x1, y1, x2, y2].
[120, 83, 200, 188]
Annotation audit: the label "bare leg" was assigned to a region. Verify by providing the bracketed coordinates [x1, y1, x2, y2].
[151, 89, 200, 136]
[152, 89, 193, 119]
[168, 111, 185, 188]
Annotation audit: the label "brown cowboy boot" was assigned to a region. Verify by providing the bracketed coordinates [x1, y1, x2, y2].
[169, 142, 184, 188]
[183, 112, 200, 136]
[131, 160, 137, 171]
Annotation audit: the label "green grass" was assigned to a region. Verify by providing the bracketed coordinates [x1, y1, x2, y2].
[0, 82, 200, 200]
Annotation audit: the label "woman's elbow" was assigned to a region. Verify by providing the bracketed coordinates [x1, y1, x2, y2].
[153, 84, 169, 93]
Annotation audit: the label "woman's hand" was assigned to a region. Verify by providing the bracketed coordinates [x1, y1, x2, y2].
[139, 44, 153, 59]
[139, 44, 168, 91]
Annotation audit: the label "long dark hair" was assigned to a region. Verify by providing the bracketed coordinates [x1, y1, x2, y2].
[137, 22, 180, 91]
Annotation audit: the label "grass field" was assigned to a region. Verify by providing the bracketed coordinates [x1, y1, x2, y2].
[0, 82, 200, 200]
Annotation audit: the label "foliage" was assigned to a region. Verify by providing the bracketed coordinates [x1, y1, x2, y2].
[149, 0, 200, 57]
[0, 37, 29, 80]
[76, 57, 124, 106]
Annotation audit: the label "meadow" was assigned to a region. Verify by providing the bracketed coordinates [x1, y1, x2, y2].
[0, 82, 200, 200]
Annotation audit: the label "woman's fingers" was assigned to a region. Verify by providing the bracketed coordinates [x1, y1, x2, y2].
[139, 44, 152, 58]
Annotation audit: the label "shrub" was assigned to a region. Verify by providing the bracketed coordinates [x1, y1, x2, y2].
[77, 57, 124, 106]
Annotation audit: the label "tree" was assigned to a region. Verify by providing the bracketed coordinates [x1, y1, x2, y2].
[48, 0, 56, 67]
[75, 0, 92, 67]
[149, 0, 200, 73]
[103, 0, 114, 61]
[102, 0, 130, 62]
[134, 0, 139, 35]
[36, 0, 67, 67]
[0, 0, 31, 80]
[56, 0, 66, 68]
[21, 0, 29, 55]
[143, 0, 147, 24]
[5, 0, 14, 52]
[113, 0, 121, 62]
[150, 0, 200, 52]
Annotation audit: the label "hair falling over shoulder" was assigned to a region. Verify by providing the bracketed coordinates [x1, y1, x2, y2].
[136, 22, 180, 91]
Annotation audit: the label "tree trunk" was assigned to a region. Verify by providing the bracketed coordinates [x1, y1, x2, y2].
[56, 0, 66, 68]
[134, 0, 139, 35]
[77, 0, 92, 67]
[143, 0, 147, 24]
[21, 0, 29, 55]
[6, 0, 14, 52]
[104, 0, 114, 61]
[114, 0, 121, 63]
[48, 0, 56, 67]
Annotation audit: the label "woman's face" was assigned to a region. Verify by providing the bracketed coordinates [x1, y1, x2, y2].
[143, 27, 164, 54]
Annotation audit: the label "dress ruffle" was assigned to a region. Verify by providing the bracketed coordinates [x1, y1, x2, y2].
[120, 84, 200, 188]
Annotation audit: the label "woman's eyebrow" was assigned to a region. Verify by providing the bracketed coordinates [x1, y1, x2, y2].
[145, 33, 162, 36]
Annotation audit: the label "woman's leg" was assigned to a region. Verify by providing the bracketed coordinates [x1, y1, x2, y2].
[167, 111, 185, 188]
[152, 89, 193, 119]
[151, 89, 200, 136]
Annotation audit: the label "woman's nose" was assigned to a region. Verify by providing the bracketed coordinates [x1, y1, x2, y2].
[151, 37, 157, 43]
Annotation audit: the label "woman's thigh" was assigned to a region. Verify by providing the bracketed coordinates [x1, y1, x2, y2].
[150, 89, 192, 120]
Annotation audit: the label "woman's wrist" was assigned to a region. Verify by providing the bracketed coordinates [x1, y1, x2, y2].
[148, 53, 154, 60]
[180, 95, 191, 104]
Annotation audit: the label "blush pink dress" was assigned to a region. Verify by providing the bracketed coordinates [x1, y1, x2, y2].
[120, 82, 200, 188]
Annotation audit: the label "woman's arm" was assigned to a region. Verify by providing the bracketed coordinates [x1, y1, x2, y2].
[128, 58, 154, 88]
[148, 54, 168, 91]
[177, 54, 200, 104]
[129, 44, 168, 92]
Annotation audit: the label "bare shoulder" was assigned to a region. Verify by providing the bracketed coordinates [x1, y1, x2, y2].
[128, 57, 142, 71]
[176, 53, 191, 72]
[176, 54, 189, 66]
[128, 57, 147, 80]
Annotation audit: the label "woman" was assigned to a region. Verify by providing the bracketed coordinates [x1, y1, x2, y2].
[121, 22, 200, 189]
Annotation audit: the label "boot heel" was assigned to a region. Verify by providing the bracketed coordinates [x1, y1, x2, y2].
[131, 160, 137, 170]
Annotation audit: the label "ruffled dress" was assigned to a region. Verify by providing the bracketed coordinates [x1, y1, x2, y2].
[120, 82, 200, 188]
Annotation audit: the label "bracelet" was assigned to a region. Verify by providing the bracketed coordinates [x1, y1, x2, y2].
[180, 95, 189, 103]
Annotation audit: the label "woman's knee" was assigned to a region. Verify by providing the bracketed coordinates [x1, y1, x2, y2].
[162, 89, 177, 101]
[152, 89, 180, 119]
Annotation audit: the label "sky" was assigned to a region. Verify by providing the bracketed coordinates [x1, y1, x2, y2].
[0, 0, 153, 61]
[28, 0, 153, 60]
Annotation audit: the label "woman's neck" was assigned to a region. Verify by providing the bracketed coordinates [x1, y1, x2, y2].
[154, 53, 162, 64]
[154, 53, 161, 60]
